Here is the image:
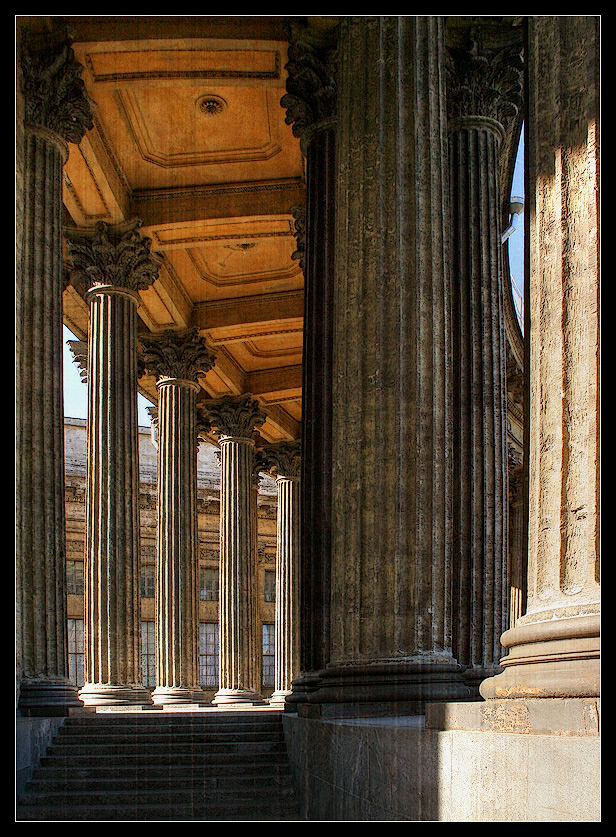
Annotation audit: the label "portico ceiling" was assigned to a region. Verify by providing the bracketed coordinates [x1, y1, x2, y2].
[57, 16, 305, 443]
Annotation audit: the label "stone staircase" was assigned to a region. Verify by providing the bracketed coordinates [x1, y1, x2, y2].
[16, 709, 301, 821]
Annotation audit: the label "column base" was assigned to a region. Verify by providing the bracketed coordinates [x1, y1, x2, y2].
[151, 686, 205, 705]
[479, 613, 600, 700]
[211, 688, 266, 706]
[18, 677, 84, 716]
[79, 683, 153, 707]
[299, 658, 472, 712]
[268, 689, 292, 706]
[284, 672, 323, 705]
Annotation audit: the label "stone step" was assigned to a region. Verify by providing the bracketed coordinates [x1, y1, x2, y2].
[19, 782, 298, 808]
[26, 771, 295, 793]
[41, 749, 288, 768]
[34, 759, 290, 781]
[17, 710, 300, 822]
[64, 712, 283, 726]
[54, 729, 285, 745]
[45, 739, 286, 757]
[16, 799, 301, 822]
[58, 719, 283, 735]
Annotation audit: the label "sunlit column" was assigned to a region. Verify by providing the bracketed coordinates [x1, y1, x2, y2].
[141, 329, 215, 704]
[66, 220, 160, 706]
[16, 27, 92, 713]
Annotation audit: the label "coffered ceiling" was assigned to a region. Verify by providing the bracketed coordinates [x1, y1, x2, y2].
[57, 16, 305, 443]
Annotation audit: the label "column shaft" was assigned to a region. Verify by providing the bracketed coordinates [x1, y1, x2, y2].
[481, 16, 600, 700]
[153, 380, 202, 703]
[271, 476, 301, 703]
[17, 26, 93, 713]
[449, 119, 509, 681]
[17, 126, 82, 712]
[319, 16, 468, 710]
[81, 286, 150, 705]
[214, 436, 263, 704]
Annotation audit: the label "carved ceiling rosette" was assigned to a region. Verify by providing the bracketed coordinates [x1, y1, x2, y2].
[140, 328, 216, 384]
[446, 27, 523, 132]
[202, 394, 266, 441]
[258, 440, 301, 480]
[280, 18, 339, 150]
[19, 26, 94, 144]
[65, 220, 162, 294]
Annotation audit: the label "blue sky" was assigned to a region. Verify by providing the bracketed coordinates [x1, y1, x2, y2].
[63, 326, 154, 426]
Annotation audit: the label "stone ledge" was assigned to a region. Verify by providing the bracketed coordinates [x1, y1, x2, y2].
[425, 697, 600, 736]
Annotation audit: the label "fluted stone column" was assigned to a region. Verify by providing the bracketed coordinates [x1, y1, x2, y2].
[481, 16, 600, 702]
[281, 18, 338, 697]
[65, 220, 160, 706]
[16, 27, 93, 713]
[204, 395, 267, 706]
[260, 442, 301, 705]
[446, 24, 524, 687]
[141, 329, 216, 704]
[315, 17, 469, 713]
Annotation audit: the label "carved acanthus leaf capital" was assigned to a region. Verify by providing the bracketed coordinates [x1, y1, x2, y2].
[446, 28, 523, 130]
[19, 27, 94, 144]
[280, 18, 338, 144]
[290, 204, 306, 271]
[196, 405, 213, 445]
[202, 394, 266, 441]
[67, 339, 88, 383]
[258, 440, 301, 479]
[140, 328, 216, 384]
[65, 220, 162, 294]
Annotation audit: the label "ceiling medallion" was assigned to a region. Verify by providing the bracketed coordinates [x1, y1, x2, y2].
[197, 94, 227, 117]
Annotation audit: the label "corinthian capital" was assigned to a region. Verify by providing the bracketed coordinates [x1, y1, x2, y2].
[258, 440, 301, 479]
[18, 26, 94, 144]
[67, 338, 88, 383]
[140, 328, 216, 384]
[280, 18, 339, 144]
[202, 395, 266, 441]
[65, 220, 162, 294]
[446, 27, 523, 130]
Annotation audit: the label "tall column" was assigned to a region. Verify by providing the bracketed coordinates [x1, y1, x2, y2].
[314, 17, 469, 714]
[204, 395, 267, 706]
[281, 18, 338, 697]
[65, 220, 160, 706]
[481, 16, 600, 702]
[445, 23, 523, 688]
[260, 442, 301, 705]
[141, 329, 216, 704]
[16, 27, 93, 714]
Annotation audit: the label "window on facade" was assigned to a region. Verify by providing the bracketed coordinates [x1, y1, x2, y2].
[200, 567, 219, 601]
[199, 622, 219, 687]
[262, 623, 275, 688]
[140, 565, 155, 599]
[66, 560, 84, 596]
[264, 570, 275, 602]
[67, 618, 84, 688]
[141, 620, 156, 688]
